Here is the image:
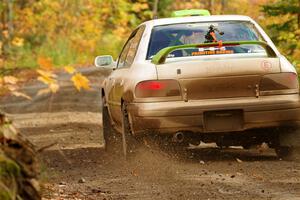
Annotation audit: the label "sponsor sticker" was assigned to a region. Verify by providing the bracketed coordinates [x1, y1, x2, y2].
[192, 50, 234, 56]
[261, 60, 272, 72]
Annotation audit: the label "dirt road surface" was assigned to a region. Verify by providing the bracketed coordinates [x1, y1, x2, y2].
[1, 67, 300, 200]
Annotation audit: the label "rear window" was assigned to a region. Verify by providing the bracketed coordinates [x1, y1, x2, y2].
[146, 21, 266, 60]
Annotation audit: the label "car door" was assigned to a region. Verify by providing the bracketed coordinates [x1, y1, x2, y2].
[108, 26, 145, 127]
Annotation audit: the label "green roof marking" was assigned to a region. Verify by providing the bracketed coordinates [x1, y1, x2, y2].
[171, 9, 211, 17]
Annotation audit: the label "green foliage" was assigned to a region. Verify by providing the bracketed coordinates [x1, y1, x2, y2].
[0, 151, 21, 200]
[262, 0, 300, 67]
[5, 43, 37, 69]
[156, 0, 174, 17]
[0, 152, 21, 178]
[37, 38, 78, 67]
[263, 0, 300, 16]
[95, 33, 125, 59]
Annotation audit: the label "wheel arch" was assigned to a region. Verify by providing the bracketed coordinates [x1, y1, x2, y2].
[101, 88, 105, 98]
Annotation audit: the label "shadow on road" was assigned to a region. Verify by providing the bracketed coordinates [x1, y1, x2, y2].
[41, 144, 278, 173]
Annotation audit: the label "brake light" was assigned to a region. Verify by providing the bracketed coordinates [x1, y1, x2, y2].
[135, 80, 181, 98]
[138, 81, 166, 90]
[260, 73, 299, 95]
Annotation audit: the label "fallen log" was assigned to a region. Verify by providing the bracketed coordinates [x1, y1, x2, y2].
[0, 111, 41, 200]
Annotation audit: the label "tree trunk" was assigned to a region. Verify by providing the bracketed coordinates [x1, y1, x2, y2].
[298, 0, 300, 29]
[153, 0, 159, 19]
[7, 0, 13, 36]
[221, 0, 226, 14]
[1, 0, 13, 57]
[207, 0, 214, 14]
[0, 4, 4, 57]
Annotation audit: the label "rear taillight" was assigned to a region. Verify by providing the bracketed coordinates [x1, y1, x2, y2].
[135, 80, 181, 98]
[260, 73, 299, 95]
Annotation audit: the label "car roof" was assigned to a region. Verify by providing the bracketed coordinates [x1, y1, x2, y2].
[141, 15, 254, 28]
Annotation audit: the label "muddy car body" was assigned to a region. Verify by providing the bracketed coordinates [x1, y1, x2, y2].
[95, 14, 300, 158]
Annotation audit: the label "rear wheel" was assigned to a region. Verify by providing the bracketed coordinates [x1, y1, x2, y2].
[275, 146, 293, 160]
[275, 145, 300, 161]
[274, 127, 300, 161]
[121, 104, 139, 158]
[102, 98, 121, 154]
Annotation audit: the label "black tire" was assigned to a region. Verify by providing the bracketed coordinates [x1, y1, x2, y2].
[275, 145, 300, 161]
[102, 98, 121, 154]
[275, 146, 293, 160]
[121, 104, 139, 158]
[274, 127, 300, 161]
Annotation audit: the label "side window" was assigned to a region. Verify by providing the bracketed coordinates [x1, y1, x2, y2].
[117, 26, 145, 68]
[117, 41, 131, 68]
[125, 26, 145, 66]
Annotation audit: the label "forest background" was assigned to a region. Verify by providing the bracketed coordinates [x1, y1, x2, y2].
[0, 0, 300, 74]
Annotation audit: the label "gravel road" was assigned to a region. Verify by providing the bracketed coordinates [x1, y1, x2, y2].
[1, 67, 300, 200]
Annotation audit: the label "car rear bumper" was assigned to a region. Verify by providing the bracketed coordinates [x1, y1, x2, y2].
[127, 94, 300, 135]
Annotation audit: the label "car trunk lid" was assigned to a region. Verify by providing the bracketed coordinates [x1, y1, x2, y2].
[155, 57, 281, 100]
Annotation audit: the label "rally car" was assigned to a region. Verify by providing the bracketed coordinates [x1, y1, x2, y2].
[95, 10, 300, 159]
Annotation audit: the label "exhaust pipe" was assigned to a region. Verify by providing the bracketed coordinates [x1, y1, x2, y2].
[173, 132, 184, 143]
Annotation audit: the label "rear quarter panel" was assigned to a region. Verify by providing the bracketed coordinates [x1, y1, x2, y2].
[122, 61, 157, 103]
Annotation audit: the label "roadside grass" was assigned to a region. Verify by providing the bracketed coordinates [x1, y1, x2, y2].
[37, 38, 79, 67]
[1, 36, 96, 72]
[2, 44, 38, 71]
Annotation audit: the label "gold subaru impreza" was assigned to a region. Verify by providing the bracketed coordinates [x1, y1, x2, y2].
[95, 10, 300, 159]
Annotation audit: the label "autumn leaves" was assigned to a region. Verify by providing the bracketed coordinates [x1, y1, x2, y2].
[0, 57, 91, 100]
[37, 68, 90, 95]
[36, 60, 91, 96]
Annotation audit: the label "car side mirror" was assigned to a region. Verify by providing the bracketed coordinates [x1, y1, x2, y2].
[94, 55, 115, 68]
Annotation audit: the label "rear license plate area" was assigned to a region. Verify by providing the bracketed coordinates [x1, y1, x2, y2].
[203, 110, 243, 132]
